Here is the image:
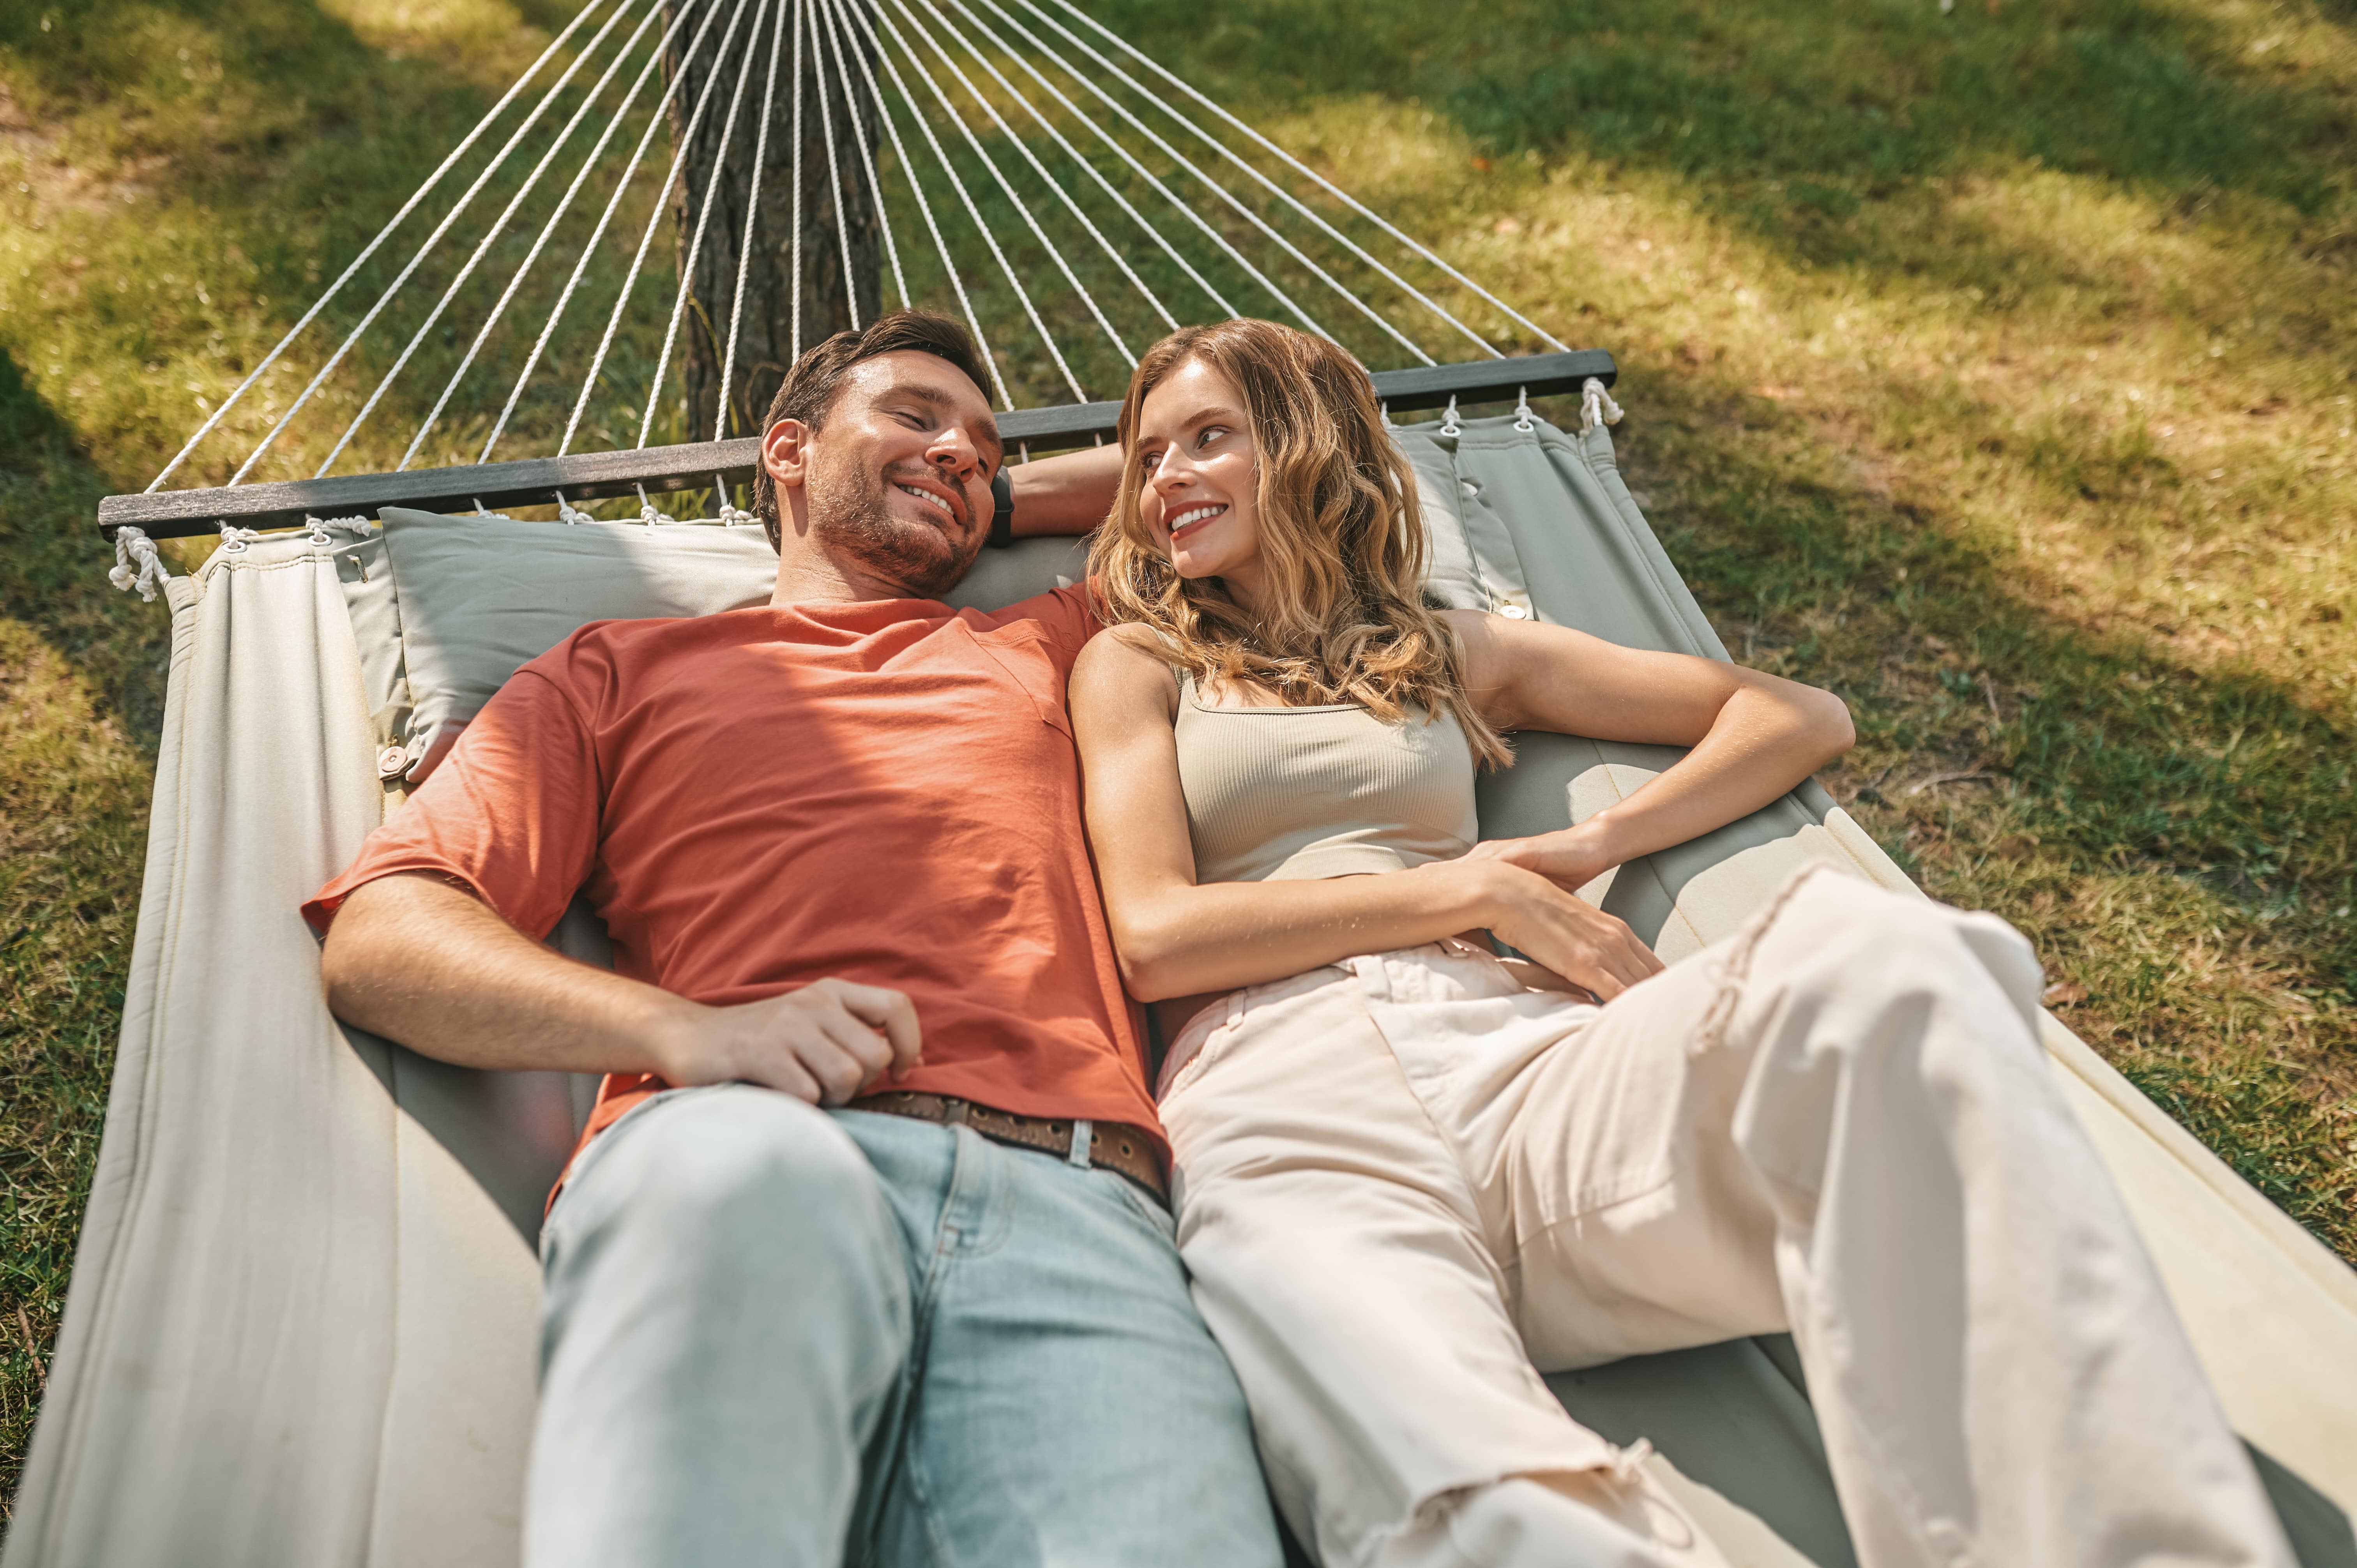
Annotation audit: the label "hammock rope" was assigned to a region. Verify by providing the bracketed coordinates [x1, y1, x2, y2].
[957, 0, 1340, 347]
[806, 0, 860, 338]
[136, 0, 1569, 509]
[886, 0, 1154, 361]
[562, 0, 764, 454]
[1002, 0, 1484, 361]
[915, 0, 1180, 332]
[397, 0, 680, 472]
[328, 0, 655, 479]
[480, 0, 720, 461]
[141, 1, 612, 493]
[932, 0, 1231, 322]
[713, 0, 789, 443]
[816, 0, 909, 312]
[639, 0, 779, 448]
[1037, 0, 1565, 354]
[850, 0, 1091, 400]
[821, 0, 1010, 407]
[235, 0, 650, 486]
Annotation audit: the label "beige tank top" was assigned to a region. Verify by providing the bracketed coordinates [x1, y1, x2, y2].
[1173, 670, 1481, 884]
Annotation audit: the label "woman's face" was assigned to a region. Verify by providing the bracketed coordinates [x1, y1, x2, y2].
[1135, 358, 1265, 607]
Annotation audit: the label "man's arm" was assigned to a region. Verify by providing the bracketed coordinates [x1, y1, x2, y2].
[321, 870, 921, 1104]
[1007, 442, 1123, 537]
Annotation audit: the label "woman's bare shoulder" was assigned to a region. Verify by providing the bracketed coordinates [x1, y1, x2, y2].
[1071, 623, 1180, 707]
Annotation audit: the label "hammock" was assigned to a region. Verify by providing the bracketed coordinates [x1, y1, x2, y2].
[46, 2, 2357, 1564]
[27, 413, 2356, 1567]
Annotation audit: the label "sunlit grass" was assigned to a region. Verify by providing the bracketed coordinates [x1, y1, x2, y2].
[4, 0, 2355, 1511]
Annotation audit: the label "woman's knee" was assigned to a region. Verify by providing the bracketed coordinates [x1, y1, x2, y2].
[1762, 867, 2038, 1015]
[1379, 1472, 1717, 1568]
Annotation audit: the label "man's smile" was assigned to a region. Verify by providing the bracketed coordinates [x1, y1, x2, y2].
[890, 472, 968, 530]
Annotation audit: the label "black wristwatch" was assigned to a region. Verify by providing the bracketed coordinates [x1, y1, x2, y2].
[988, 467, 1015, 549]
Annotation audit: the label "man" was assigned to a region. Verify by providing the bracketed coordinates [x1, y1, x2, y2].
[308, 311, 1285, 1567]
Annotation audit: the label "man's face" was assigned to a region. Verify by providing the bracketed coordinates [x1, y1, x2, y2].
[790, 351, 1002, 599]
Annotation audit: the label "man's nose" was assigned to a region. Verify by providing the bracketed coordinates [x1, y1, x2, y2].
[924, 426, 980, 478]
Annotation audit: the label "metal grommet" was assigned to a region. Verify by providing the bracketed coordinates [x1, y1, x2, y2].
[1499, 603, 1529, 620]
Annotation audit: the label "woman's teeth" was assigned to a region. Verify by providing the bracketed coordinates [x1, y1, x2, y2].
[1168, 503, 1227, 536]
[895, 482, 953, 519]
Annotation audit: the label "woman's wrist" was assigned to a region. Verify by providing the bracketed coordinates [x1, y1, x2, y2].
[1439, 856, 1533, 931]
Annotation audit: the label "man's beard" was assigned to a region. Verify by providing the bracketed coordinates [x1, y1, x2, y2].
[806, 456, 983, 600]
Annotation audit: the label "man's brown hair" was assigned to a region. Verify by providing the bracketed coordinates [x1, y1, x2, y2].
[750, 309, 995, 551]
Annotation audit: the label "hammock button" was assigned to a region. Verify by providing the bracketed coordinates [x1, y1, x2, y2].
[376, 746, 410, 780]
[1499, 603, 1529, 620]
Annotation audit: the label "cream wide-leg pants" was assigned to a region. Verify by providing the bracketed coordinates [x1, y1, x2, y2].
[1158, 865, 2292, 1568]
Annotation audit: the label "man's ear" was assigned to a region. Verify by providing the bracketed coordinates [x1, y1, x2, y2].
[762, 418, 811, 492]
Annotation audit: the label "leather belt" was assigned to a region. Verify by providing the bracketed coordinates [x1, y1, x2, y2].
[847, 1090, 1168, 1209]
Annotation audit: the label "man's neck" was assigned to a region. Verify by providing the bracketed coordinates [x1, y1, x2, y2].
[768, 541, 912, 608]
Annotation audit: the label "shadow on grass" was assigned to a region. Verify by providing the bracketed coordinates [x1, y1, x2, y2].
[1095, 0, 2357, 262]
[1592, 360, 2356, 1248]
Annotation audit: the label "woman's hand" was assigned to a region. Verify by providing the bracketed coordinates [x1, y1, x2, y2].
[1460, 819, 1620, 895]
[1443, 858, 1664, 1001]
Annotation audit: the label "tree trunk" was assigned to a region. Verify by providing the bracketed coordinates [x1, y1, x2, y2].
[666, 0, 882, 444]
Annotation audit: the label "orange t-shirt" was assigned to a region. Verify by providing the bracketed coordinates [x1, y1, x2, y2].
[304, 586, 1161, 1177]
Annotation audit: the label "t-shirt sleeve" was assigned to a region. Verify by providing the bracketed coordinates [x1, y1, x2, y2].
[302, 664, 603, 941]
[992, 581, 1103, 675]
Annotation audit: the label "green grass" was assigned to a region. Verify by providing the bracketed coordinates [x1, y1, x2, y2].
[3, 0, 2354, 1513]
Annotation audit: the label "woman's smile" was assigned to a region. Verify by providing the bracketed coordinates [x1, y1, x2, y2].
[1165, 501, 1229, 541]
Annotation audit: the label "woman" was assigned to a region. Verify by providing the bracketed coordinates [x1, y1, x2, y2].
[1067, 320, 2290, 1568]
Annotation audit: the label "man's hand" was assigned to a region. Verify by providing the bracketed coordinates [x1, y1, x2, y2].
[320, 872, 927, 1092]
[651, 979, 924, 1106]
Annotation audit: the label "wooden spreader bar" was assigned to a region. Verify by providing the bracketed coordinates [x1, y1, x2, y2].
[98, 350, 1615, 540]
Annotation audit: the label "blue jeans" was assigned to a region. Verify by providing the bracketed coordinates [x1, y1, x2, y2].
[525, 1084, 1283, 1568]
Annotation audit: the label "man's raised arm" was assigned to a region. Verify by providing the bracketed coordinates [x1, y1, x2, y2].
[1006, 442, 1124, 537]
[321, 871, 919, 1104]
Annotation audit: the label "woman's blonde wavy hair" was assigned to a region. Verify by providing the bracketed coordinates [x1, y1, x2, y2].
[1088, 319, 1511, 768]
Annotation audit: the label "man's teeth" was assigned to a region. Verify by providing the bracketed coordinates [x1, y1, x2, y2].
[895, 482, 953, 518]
[1170, 503, 1227, 531]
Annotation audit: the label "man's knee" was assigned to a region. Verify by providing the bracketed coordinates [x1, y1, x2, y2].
[562, 1085, 892, 1271]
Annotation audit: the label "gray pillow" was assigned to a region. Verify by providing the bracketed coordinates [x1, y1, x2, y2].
[377, 508, 1089, 780]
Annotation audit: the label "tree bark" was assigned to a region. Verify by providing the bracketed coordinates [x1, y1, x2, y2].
[666, 0, 882, 443]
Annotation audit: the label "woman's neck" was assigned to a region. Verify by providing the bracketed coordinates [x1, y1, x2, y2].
[1215, 562, 1267, 618]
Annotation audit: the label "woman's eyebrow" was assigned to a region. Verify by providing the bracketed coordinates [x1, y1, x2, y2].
[1147, 403, 1243, 444]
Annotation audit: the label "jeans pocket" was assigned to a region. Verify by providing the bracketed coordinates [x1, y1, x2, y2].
[1104, 1170, 1180, 1242]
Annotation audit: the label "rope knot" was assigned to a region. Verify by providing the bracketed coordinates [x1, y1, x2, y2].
[1579, 376, 1625, 436]
[108, 525, 171, 602]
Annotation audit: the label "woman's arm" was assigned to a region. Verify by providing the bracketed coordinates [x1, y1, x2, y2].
[1007, 442, 1123, 537]
[1068, 632, 1664, 1002]
[1447, 611, 1855, 891]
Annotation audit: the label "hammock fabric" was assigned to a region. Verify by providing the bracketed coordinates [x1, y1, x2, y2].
[20, 416, 2357, 1568]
